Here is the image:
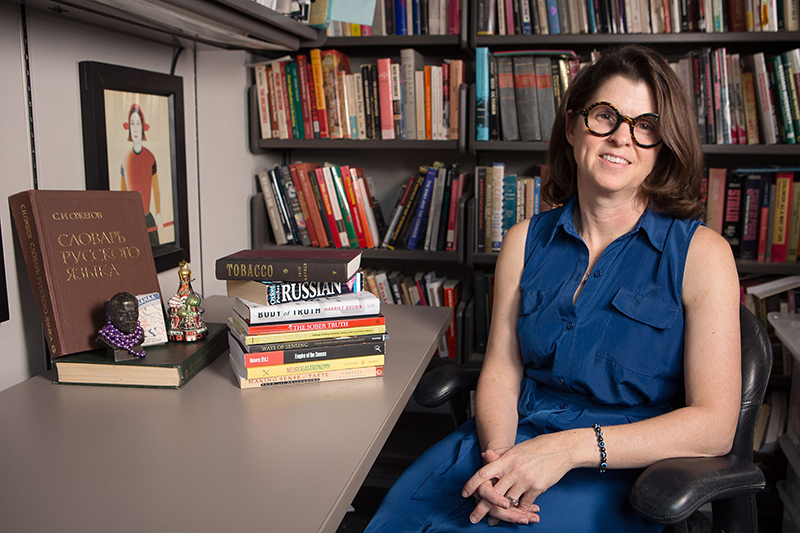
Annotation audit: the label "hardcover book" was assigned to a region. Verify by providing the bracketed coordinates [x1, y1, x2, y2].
[228, 331, 386, 367]
[215, 248, 361, 283]
[229, 354, 383, 389]
[9, 190, 162, 358]
[53, 322, 226, 388]
[225, 271, 364, 306]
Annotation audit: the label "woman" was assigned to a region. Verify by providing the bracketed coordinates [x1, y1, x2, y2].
[365, 45, 741, 531]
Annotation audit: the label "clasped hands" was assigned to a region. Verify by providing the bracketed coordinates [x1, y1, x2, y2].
[461, 433, 574, 526]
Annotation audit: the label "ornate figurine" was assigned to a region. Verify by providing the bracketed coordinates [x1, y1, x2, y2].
[167, 261, 208, 342]
[97, 291, 145, 361]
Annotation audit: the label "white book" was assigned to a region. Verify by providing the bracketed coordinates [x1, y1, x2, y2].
[439, 0, 447, 34]
[356, 176, 380, 248]
[254, 64, 272, 140]
[430, 66, 441, 140]
[764, 0, 779, 30]
[400, 48, 424, 140]
[353, 72, 368, 140]
[373, 270, 394, 304]
[786, 0, 799, 30]
[639, 0, 651, 32]
[271, 62, 290, 139]
[232, 291, 381, 324]
[429, 0, 441, 34]
[670, 0, 682, 32]
[406, 0, 414, 34]
[415, 70, 427, 140]
[345, 73, 359, 140]
[746, 52, 780, 144]
[491, 163, 504, 252]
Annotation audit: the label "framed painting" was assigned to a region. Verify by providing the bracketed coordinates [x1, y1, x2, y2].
[79, 61, 189, 272]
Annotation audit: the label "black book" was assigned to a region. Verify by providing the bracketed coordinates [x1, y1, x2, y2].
[421, 0, 429, 33]
[739, 173, 763, 260]
[370, 64, 382, 139]
[269, 168, 296, 244]
[721, 172, 744, 257]
[513, 55, 541, 141]
[701, 47, 716, 144]
[473, 271, 488, 352]
[690, 50, 707, 144]
[388, 168, 426, 248]
[436, 164, 456, 250]
[489, 54, 500, 141]
[384, 0, 395, 34]
[475, 166, 487, 254]
[279, 165, 312, 246]
[496, 56, 520, 141]
[361, 64, 374, 140]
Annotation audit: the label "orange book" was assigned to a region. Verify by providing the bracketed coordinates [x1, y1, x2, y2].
[771, 172, 794, 263]
[449, 59, 464, 141]
[314, 167, 343, 248]
[295, 163, 329, 248]
[309, 49, 329, 139]
[425, 65, 433, 141]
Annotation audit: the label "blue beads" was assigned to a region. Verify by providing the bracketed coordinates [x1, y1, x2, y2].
[592, 423, 607, 473]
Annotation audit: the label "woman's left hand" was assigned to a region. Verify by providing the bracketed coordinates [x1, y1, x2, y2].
[462, 432, 577, 525]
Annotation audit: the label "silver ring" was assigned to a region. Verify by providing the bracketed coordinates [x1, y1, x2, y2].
[506, 494, 520, 507]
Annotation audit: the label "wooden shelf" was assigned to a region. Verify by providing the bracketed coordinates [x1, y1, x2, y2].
[737, 260, 800, 276]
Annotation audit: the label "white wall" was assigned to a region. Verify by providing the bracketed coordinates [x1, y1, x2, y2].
[0, 4, 278, 392]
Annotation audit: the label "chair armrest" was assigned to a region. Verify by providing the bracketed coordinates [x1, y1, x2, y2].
[413, 364, 482, 408]
[629, 455, 765, 524]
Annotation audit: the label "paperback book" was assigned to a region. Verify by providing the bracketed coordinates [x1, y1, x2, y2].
[232, 291, 381, 324]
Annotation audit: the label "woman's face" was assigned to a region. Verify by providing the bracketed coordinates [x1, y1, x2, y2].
[129, 111, 143, 146]
[566, 75, 661, 202]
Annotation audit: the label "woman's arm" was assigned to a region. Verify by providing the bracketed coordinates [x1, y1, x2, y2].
[463, 224, 742, 520]
[475, 219, 529, 454]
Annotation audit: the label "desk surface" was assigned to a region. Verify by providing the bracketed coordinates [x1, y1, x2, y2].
[0, 299, 451, 533]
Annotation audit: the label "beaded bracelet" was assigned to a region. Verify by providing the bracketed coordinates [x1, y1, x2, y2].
[592, 423, 607, 473]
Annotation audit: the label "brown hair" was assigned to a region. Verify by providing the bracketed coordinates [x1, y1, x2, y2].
[544, 45, 706, 220]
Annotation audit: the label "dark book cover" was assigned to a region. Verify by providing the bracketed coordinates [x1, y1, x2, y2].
[475, 166, 487, 253]
[370, 64, 382, 140]
[701, 47, 716, 145]
[279, 165, 312, 246]
[535, 57, 556, 142]
[53, 322, 226, 388]
[739, 174, 762, 260]
[235, 332, 389, 354]
[721, 172, 744, 257]
[496, 56, 520, 141]
[231, 331, 386, 367]
[512, 55, 541, 141]
[384, 0, 395, 34]
[473, 271, 488, 352]
[691, 50, 707, 144]
[8, 190, 162, 358]
[284, 61, 303, 139]
[489, 54, 500, 141]
[436, 164, 456, 251]
[215, 248, 362, 282]
[361, 64, 374, 140]
[388, 168, 426, 248]
[270, 168, 297, 243]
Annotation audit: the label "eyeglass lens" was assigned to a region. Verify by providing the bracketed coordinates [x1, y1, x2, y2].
[586, 104, 660, 146]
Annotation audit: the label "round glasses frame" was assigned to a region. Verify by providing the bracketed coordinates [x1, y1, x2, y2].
[578, 101, 662, 148]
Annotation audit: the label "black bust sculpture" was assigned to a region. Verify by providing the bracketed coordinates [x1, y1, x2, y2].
[96, 291, 145, 362]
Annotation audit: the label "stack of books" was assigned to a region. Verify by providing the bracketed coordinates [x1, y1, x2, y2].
[216, 248, 388, 389]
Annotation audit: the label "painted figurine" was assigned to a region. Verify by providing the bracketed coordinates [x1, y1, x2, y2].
[97, 291, 145, 361]
[167, 261, 208, 342]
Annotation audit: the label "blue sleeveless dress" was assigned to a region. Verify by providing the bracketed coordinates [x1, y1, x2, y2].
[365, 196, 702, 532]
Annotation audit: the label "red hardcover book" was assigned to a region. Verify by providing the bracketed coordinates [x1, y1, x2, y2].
[232, 313, 384, 335]
[442, 279, 461, 359]
[315, 167, 343, 248]
[288, 164, 319, 247]
[726, 0, 747, 31]
[340, 166, 368, 248]
[296, 55, 315, 140]
[445, 174, 463, 251]
[295, 163, 330, 248]
[310, 49, 329, 139]
[449, 0, 460, 34]
[351, 170, 375, 248]
[305, 60, 321, 139]
[771, 172, 794, 263]
[8, 190, 162, 358]
[377, 58, 395, 140]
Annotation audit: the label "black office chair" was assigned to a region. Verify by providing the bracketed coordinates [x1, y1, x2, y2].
[414, 304, 772, 533]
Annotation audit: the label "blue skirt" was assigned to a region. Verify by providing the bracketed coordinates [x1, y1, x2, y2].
[365, 382, 666, 532]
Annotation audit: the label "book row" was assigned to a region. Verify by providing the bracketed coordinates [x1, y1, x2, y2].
[254, 49, 466, 142]
[673, 48, 800, 145]
[326, 0, 463, 36]
[474, 163, 552, 253]
[475, 49, 582, 142]
[361, 268, 463, 358]
[706, 169, 800, 262]
[476, 0, 799, 34]
[258, 163, 387, 248]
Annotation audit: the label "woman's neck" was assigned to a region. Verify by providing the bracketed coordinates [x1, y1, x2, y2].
[574, 194, 647, 249]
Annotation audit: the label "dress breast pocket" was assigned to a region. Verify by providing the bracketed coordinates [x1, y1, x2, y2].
[596, 287, 681, 380]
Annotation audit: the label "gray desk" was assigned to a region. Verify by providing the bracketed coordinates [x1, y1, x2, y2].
[0, 299, 452, 533]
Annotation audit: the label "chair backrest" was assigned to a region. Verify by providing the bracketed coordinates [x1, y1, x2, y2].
[732, 304, 773, 460]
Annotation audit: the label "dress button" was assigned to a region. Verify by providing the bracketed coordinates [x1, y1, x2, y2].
[566, 322, 574, 330]
[557, 378, 565, 386]
[559, 403, 568, 409]
[594, 270, 602, 278]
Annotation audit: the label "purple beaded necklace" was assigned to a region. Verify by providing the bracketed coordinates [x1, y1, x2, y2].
[98, 321, 146, 357]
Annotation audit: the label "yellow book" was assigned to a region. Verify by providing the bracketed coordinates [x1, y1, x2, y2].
[238, 354, 384, 379]
[227, 316, 386, 345]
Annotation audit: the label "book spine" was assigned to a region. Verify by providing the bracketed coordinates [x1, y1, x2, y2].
[324, 168, 350, 247]
[787, 175, 800, 261]
[254, 65, 272, 140]
[771, 172, 794, 262]
[297, 165, 330, 247]
[741, 71, 761, 145]
[534, 57, 555, 141]
[491, 163, 504, 251]
[407, 167, 438, 249]
[757, 175, 771, 262]
[271, 63, 289, 139]
[236, 337, 386, 367]
[231, 318, 387, 345]
[488, 54, 499, 140]
[329, 167, 359, 247]
[236, 313, 384, 336]
[242, 353, 385, 379]
[257, 170, 289, 245]
[337, 71, 352, 139]
[296, 56, 315, 139]
[740, 174, 762, 260]
[310, 49, 330, 139]
[721, 172, 744, 256]
[381, 179, 411, 247]
[234, 332, 389, 354]
[355, 176, 379, 247]
[546, 0, 562, 32]
[391, 63, 405, 139]
[445, 174, 462, 250]
[176, 327, 228, 387]
[706, 168, 727, 234]
[265, 66, 281, 138]
[304, 59, 321, 138]
[216, 253, 360, 283]
[342, 167, 369, 247]
[313, 168, 341, 247]
[231, 357, 383, 388]
[768, 54, 797, 144]
[496, 56, 520, 141]
[8, 192, 63, 357]
[782, 52, 800, 137]
[289, 165, 319, 247]
[476, 48, 490, 141]
[279, 165, 312, 246]
[475, 166, 487, 253]
[361, 65, 374, 139]
[377, 58, 396, 140]
[353, 72, 368, 140]
[400, 49, 420, 140]
[280, 62, 295, 139]
[388, 170, 425, 247]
